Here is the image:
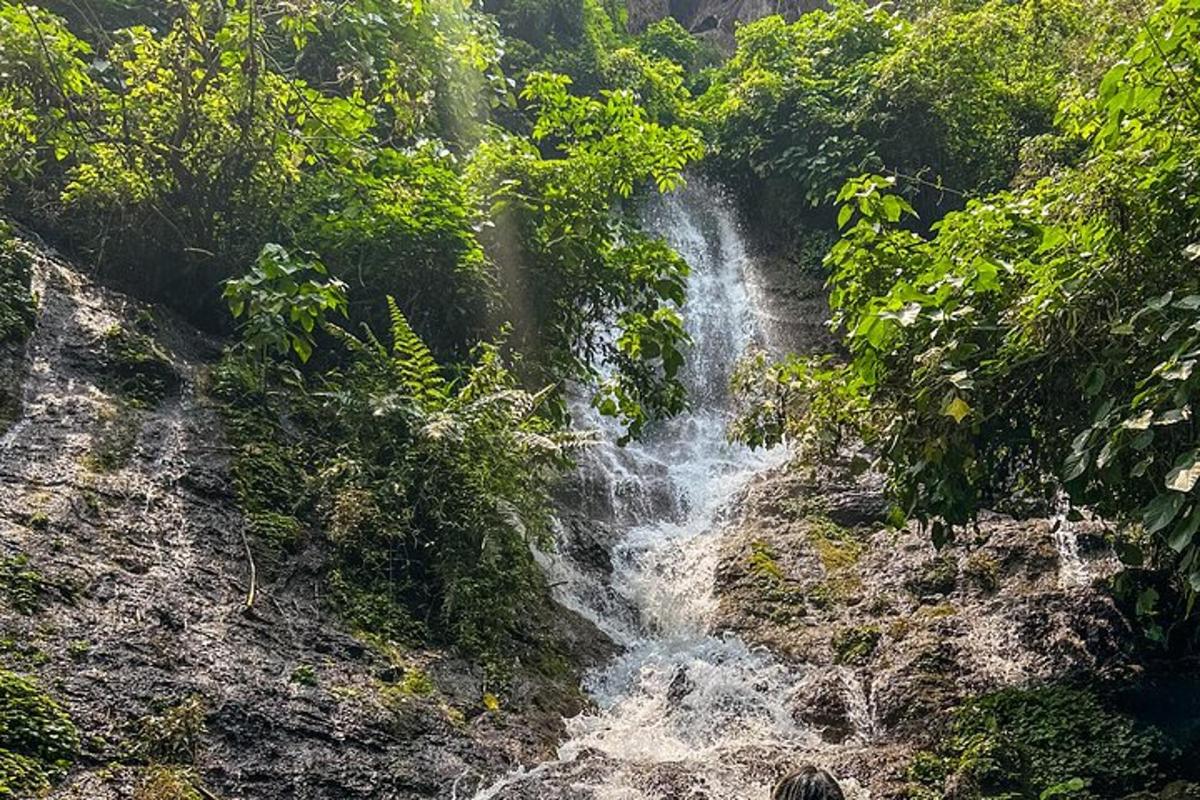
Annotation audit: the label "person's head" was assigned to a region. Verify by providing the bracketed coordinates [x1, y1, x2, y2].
[771, 766, 845, 800]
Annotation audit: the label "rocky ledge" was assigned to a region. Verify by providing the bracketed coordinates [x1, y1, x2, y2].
[713, 458, 1200, 799]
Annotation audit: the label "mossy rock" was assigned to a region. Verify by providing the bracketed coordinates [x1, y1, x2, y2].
[97, 323, 179, 406]
[0, 555, 46, 614]
[907, 686, 1171, 799]
[0, 748, 51, 799]
[831, 625, 881, 665]
[0, 670, 79, 797]
[808, 518, 866, 603]
[963, 551, 1001, 593]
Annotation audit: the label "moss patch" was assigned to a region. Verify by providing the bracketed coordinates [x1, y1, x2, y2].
[906, 553, 959, 598]
[831, 625, 881, 665]
[0, 670, 80, 798]
[808, 518, 866, 603]
[744, 539, 808, 622]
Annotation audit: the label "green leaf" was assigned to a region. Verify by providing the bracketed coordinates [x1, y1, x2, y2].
[1040, 778, 1086, 800]
[943, 396, 972, 424]
[1168, 508, 1200, 552]
[837, 204, 853, 229]
[1166, 450, 1200, 493]
[1122, 410, 1154, 430]
[291, 334, 313, 363]
[1143, 492, 1185, 535]
[1063, 446, 1091, 482]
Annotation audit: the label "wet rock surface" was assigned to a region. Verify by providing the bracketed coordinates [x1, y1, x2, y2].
[0, 246, 607, 800]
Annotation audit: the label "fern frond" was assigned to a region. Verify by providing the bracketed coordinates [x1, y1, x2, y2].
[324, 323, 372, 358]
[386, 296, 447, 408]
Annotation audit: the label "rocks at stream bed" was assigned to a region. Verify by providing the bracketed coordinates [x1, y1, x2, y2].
[713, 458, 1197, 799]
[0, 243, 610, 800]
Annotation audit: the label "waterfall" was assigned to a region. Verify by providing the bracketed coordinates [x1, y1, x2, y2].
[469, 179, 870, 800]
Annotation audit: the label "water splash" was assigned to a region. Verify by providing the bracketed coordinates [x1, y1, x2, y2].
[1050, 491, 1089, 587]
[471, 179, 870, 799]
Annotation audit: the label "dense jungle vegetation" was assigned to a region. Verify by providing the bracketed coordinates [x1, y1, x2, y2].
[2, 0, 1199, 673]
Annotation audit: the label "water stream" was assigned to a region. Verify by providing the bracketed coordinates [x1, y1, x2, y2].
[469, 180, 869, 800]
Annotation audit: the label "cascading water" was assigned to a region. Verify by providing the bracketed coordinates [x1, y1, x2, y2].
[470, 179, 870, 800]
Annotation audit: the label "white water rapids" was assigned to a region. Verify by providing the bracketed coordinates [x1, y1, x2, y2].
[468, 180, 872, 800]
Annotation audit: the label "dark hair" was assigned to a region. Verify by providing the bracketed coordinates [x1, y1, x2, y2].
[771, 766, 845, 800]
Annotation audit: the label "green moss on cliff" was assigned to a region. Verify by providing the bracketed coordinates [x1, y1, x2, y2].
[0, 670, 80, 798]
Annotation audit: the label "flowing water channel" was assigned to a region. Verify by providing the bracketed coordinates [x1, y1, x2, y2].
[468, 179, 871, 800]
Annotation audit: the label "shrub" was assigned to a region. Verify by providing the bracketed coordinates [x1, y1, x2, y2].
[219, 296, 585, 659]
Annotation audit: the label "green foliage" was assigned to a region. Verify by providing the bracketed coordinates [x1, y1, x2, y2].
[472, 72, 703, 436]
[0, 670, 79, 798]
[637, 18, 702, 71]
[485, 0, 621, 96]
[700, 0, 1134, 228]
[218, 297, 584, 659]
[223, 244, 348, 364]
[733, 0, 1200, 612]
[317, 299, 583, 655]
[0, 222, 33, 344]
[0, 1, 702, 441]
[287, 142, 493, 359]
[908, 687, 1169, 799]
[0, 0, 501, 308]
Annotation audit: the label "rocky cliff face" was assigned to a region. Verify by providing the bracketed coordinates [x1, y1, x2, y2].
[626, 0, 826, 50]
[0, 238, 608, 800]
